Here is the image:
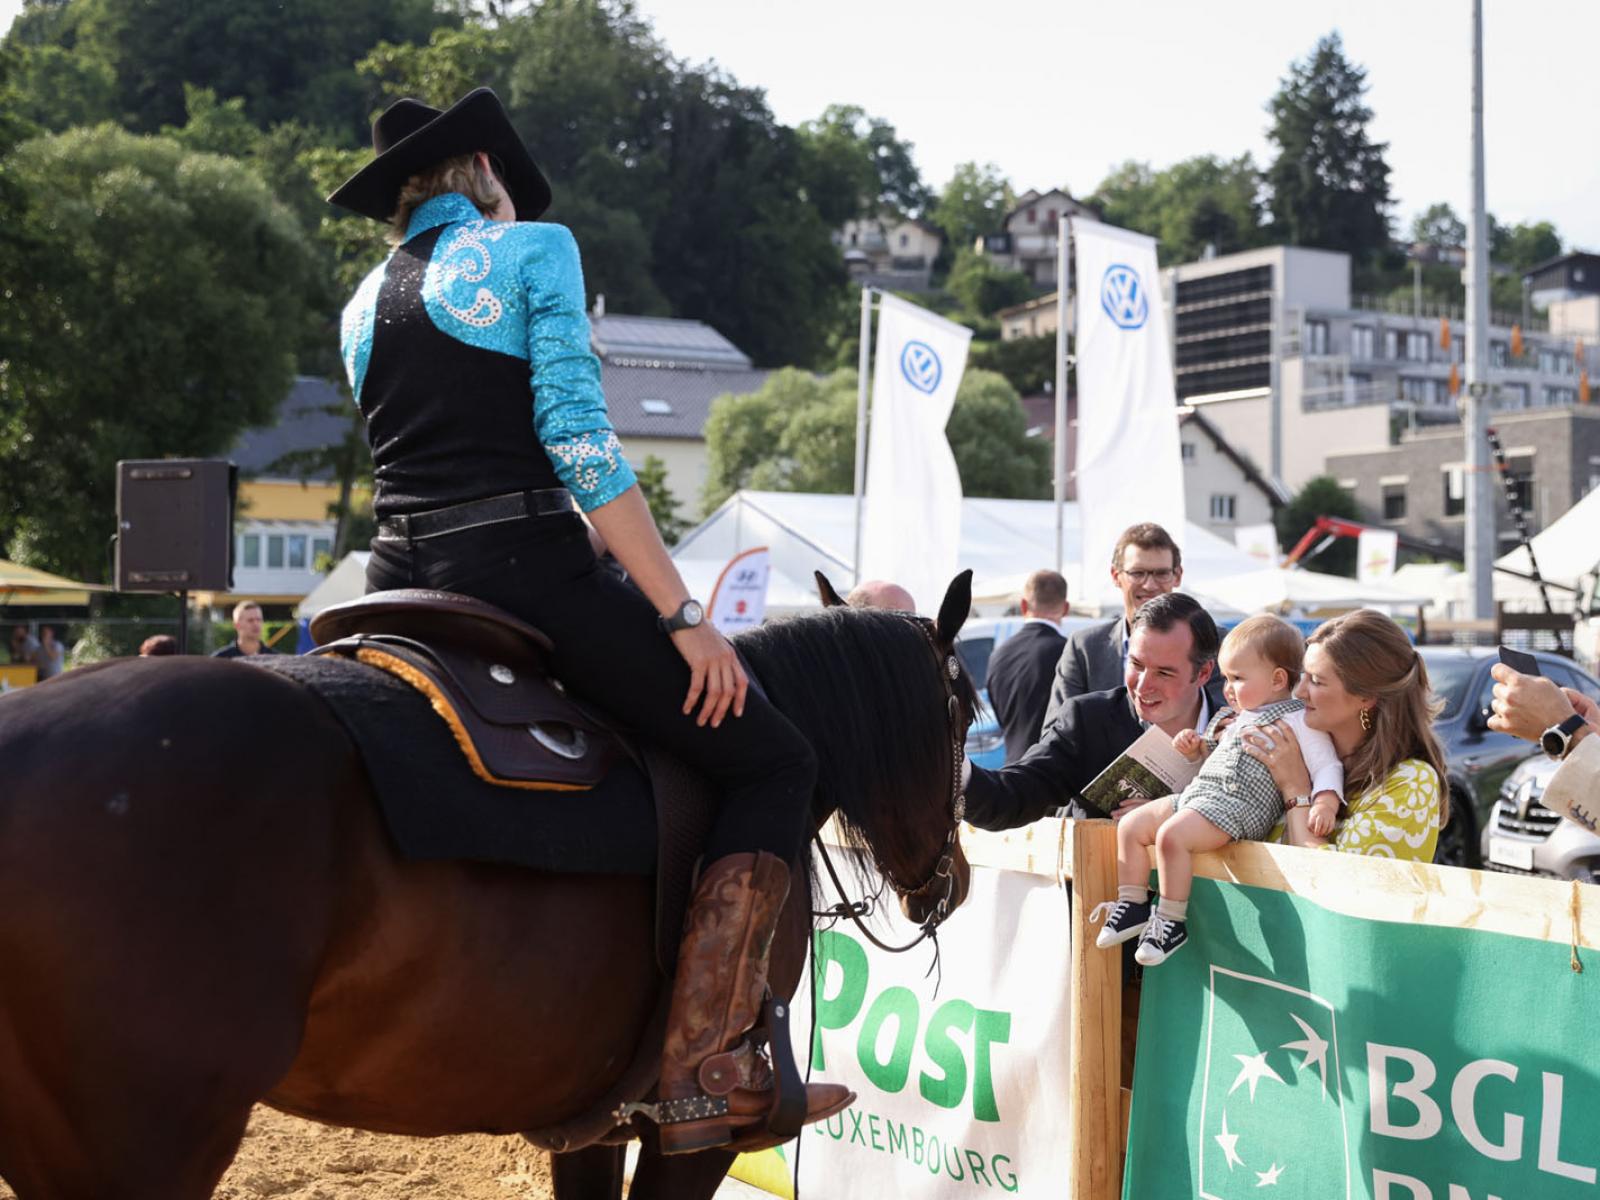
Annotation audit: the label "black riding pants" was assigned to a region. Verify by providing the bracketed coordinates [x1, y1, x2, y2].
[365, 512, 816, 864]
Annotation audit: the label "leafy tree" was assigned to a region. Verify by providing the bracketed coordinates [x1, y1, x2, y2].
[969, 333, 1058, 396]
[1274, 475, 1362, 578]
[945, 369, 1051, 499]
[796, 103, 929, 225]
[636, 453, 689, 545]
[1265, 33, 1392, 262]
[1089, 154, 1265, 264]
[1410, 202, 1465, 250]
[4, 43, 117, 129]
[945, 248, 1033, 317]
[1492, 218, 1561, 271]
[701, 368, 853, 511]
[930, 161, 1013, 254]
[0, 126, 315, 577]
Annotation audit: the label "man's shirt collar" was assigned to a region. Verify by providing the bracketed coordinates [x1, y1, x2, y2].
[405, 193, 484, 241]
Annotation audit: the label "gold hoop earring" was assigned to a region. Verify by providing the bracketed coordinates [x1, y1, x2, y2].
[1359, 708, 1372, 733]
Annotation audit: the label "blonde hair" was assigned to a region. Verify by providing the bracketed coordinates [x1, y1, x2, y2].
[1308, 610, 1448, 818]
[1222, 614, 1305, 686]
[389, 153, 501, 243]
[231, 601, 262, 622]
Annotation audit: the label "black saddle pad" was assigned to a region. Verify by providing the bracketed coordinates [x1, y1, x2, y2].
[247, 653, 657, 876]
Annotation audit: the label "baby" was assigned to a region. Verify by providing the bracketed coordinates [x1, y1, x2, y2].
[1093, 615, 1343, 966]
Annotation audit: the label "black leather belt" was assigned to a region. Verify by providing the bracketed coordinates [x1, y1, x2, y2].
[376, 488, 575, 542]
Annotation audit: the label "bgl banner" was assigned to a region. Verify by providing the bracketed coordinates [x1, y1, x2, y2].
[789, 858, 1074, 1198]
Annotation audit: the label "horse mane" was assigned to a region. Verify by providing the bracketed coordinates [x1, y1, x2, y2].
[734, 606, 977, 887]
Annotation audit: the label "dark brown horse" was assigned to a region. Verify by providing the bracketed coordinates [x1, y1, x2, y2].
[0, 577, 976, 1200]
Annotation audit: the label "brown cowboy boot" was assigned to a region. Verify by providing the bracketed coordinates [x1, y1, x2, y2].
[656, 852, 854, 1155]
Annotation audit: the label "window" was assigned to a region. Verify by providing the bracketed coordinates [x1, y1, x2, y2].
[1382, 483, 1407, 522]
[1500, 382, 1529, 409]
[849, 232, 857, 247]
[1351, 325, 1374, 359]
[1400, 377, 1441, 405]
[1181, 442, 1196, 464]
[1406, 332, 1431, 363]
[1046, 208, 1058, 225]
[640, 398, 674, 416]
[241, 534, 260, 569]
[287, 534, 307, 570]
[1543, 385, 1577, 407]
[266, 535, 284, 569]
[1383, 329, 1400, 360]
[1305, 320, 1329, 355]
[1026, 207, 1037, 224]
[1442, 465, 1465, 517]
[1209, 494, 1237, 522]
[312, 537, 332, 566]
[898, 233, 908, 248]
[1490, 339, 1508, 367]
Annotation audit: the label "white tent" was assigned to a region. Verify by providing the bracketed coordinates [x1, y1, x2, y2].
[1495, 485, 1600, 593]
[295, 551, 371, 619]
[672, 491, 1264, 616]
[1199, 566, 1433, 616]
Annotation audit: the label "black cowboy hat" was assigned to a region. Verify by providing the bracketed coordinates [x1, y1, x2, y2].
[327, 87, 551, 223]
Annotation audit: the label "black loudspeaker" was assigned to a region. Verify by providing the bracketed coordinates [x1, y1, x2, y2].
[115, 459, 236, 591]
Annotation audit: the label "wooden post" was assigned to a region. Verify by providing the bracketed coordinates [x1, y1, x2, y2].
[1069, 819, 1121, 1200]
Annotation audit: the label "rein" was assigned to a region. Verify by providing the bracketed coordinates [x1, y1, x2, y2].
[811, 616, 968, 956]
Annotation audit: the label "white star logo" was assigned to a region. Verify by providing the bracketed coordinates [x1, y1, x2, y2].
[1228, 1051, 1284, 1102]
[1214, 1109, 1244, 1170]
[1255, 1162, 1284, 1187]
[1280, 1012, 1331, 1095]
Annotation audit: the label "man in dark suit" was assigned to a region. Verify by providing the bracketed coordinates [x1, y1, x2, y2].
[985, 569, 1068, 763]
[965, 593, 1221, 830]
[1042, 522, 1190, 732]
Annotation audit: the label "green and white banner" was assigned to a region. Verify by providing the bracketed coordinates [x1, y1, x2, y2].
[785, 860, 1073, 1197]
[1126, 877, 1600, 1199]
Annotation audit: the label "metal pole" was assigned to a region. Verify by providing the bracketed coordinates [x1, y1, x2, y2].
[1054, 217, 1070, 576]
[176, 590, 188, 655]
[852, 286, 873, 585]
[1464, 0, 1494, 622]
[1413, 258, 1422, 320]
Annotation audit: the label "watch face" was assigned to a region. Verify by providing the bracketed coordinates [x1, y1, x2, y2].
[1543, 728, 1568, 757]
[683, 600, 704, 626]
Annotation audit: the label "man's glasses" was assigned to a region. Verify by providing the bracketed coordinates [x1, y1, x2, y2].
[1119, 569, 1177, 584]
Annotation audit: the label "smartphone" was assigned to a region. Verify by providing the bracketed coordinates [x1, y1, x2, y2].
[1497, 645, 1540, 676]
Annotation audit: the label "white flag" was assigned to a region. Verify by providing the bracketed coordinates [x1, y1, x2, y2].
[1357, 528, 1399, 584]
[708, 546, 770, 634]
[860, 293, 972, 614]
[1234, 523, 1280, 564]
[1073, 220, 1185, 610]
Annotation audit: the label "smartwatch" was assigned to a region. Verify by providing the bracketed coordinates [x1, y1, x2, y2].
[657, 599, 705, 635]
[1542, 713, 1588, 760]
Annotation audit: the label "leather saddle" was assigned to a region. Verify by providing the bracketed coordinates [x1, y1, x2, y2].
[309, 589, 617, 791]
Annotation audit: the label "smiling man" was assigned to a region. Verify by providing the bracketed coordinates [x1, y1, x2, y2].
[964, 592, 1221, 829]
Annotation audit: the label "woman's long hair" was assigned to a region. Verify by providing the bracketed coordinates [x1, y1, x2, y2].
[1309, 610, 1449, 820]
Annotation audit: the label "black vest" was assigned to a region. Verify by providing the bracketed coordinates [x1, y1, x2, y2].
[360, 225, 562, 517]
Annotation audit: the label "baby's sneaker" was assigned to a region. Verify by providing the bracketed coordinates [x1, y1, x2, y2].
[1091, 894, 1153, 948]
[1134, 910, 1188, 966]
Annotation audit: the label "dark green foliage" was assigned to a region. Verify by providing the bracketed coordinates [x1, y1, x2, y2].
[969, 333, 1058, 397]
[1276, 475, 1363, 578]
[1089, 155, 1267, 265]
[1410, 202, 1465, 249]
[636, 453, 688, 545]
[929, 162, 1013, 256]
[945, 249, 1033, 317]
[1265, 33, 1392, 262]
[796, 104, 929, 225]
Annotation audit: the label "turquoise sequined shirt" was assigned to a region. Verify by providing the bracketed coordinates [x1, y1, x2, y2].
[339, 192, 636, 512]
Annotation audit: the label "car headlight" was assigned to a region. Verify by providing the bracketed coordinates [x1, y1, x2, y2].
[1500, 756, 1548, 802]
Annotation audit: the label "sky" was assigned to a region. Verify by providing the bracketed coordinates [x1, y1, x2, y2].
[3, 0, 1595, 250]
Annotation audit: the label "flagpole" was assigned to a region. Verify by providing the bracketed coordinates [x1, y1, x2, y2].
[852, 285, 874, 585]
[1053, 217, 1070, 575]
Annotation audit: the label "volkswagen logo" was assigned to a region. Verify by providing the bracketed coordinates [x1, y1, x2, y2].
[1100, 263, 1149, 330]
[900, 340, 942, 394]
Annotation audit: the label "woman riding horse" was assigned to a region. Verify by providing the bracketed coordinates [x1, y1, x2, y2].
[327, 88, 849, 1153]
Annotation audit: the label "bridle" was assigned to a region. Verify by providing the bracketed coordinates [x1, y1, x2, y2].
[812, 616, 968, 956]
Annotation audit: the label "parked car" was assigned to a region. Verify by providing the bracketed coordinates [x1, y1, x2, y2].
[1416, 647, 1600, 868]
[1478, 754, 1600, 883]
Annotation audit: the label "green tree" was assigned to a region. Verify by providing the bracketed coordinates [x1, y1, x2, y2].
[700, 369, 855, 511]
[1410, 202, 1466, 249]
[969, 333, 1058, 396]
[1265, 33, 1392, 261]
[945, 369, 1051, 499]
[1275, 475, 1362, 578]
[4, 43, 117, 129]
[636, 453, 689, 545]
[930, 161, 1013, 254]
[945, 248, 1033, 317]
[797, 103, 929, 225]
[0, 125, 315, 577]
[1492, 218, 1561, 271]
[1089, 154, 1265, 264]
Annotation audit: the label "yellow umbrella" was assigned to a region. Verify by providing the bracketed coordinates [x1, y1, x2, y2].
[0, 559, 110, 608]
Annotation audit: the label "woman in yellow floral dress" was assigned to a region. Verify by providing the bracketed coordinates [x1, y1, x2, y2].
[1239, 610, 1446, 861]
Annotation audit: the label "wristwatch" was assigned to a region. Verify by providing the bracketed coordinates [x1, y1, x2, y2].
[657, 599, 705, 635]
[1541, 714, 1588, 760]
[1288, 794, 1313, 809]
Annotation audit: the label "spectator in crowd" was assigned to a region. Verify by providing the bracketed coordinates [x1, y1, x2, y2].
[211, 601, 273, 658]
[32, 625, 65, 679]
[964, 593, 1220, 829]
[140, 635, 180, 657]
[1043, 523, 1220, 730]
[986, 569, 1069, 764]
[845, 579, 916, 612]
[9, 624, 40, 666]
[1488, 663, 1600, 828]
[1239, 610, 1446, 861]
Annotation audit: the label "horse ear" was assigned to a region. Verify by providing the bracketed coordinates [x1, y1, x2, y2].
[815, 571, 848, 608]
[934, 570, 973, 646]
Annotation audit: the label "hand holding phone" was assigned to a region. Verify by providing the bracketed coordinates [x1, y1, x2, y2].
[1497, 645, 1540, 676]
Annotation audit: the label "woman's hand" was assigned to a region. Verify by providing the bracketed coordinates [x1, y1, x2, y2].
[671, 622, 748, 728]
[1238, 719, 1314, 804]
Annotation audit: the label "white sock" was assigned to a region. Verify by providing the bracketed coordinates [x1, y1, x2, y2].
[1118, 885, 1148, 903]
[1157, 897, 1188, 921]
